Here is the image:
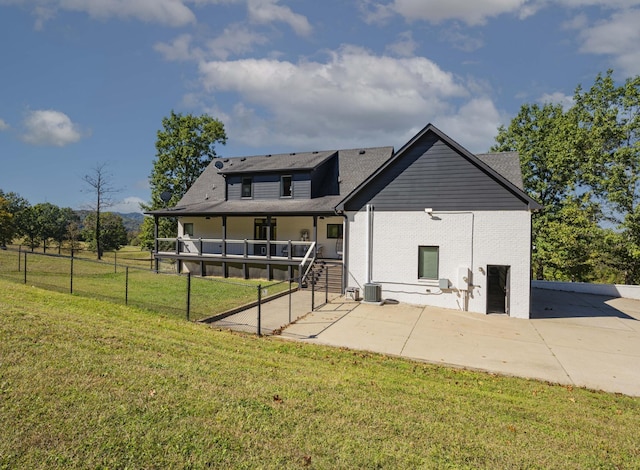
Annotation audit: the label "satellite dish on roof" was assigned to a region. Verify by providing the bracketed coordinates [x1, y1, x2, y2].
[214, 160, 224, 170]
[160, 191, 172, 204]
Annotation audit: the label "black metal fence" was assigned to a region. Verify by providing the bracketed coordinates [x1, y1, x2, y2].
[0, 247, 334, 335]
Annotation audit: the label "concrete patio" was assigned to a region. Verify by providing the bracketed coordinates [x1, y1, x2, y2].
[279, 288, 640, 397]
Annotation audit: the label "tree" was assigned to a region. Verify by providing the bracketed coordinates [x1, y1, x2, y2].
[0, 189, 29, 246]
[140, 111, 226, 249]
[0, 197, 13, 247]
[491, 102, 593, 279]
[83, 163, 119, 259]
[572, 71, 640, 282]
[82, 212, 128, 253]
[493, 70, 640, 283]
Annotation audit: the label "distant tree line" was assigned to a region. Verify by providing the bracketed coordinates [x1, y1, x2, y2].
[0, 189, 130, 255]
[493, 70, 640, 284]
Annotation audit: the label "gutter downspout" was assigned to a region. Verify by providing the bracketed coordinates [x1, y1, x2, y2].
[366, 204, 372, 284]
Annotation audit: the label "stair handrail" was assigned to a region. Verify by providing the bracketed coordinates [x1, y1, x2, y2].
[298, 241, 317, 286]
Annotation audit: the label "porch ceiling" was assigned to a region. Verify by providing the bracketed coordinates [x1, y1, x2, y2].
[148, 198, 342, 217]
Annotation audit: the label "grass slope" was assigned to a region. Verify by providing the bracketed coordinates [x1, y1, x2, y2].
[1, 280, 638, 469]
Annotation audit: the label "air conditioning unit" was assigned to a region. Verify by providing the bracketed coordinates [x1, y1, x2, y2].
[363, 283, 382, 302]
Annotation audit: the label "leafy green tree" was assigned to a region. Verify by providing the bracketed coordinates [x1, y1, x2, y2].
[82, 212, 128, 253]
[0, 189, 29, 246]
[492, 103, 591, 279]
[140, 111, 226, 249]
[572, 71, 640, 282]
[0, 197, 13, 246]
[18, 205, 41, 251]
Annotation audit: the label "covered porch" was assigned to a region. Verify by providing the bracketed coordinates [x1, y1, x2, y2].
[151, 213, 345, 283]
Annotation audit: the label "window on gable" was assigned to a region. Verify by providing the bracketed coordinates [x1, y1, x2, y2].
[241, 177, 252, 198]
[183, 223, 194, 237]
[327, 224, 343, 239]
[281, 175, 292, 197]
[418, 246, 439, 279]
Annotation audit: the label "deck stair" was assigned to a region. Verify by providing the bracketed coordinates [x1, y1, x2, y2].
[304, 260, 343, 294]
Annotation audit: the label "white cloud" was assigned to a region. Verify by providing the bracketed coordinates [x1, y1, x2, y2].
[365, 0, 640, 25]
[438, 97, 505, 152]
[197, 45, 500, 152]
[1, 0, 197, 28]
[110, 196, 146, 214]
[206, 25, 268, 59]
[538, 92, 574, 109]
[247, 0, 312, 36]
[0, 118, 9, 131]
[21, 109, 82, 146]
[386, 31, 418, 57]
[576, 8, 640, 76]
[154, 34, 202, 61]
[375, 0, 530, 26]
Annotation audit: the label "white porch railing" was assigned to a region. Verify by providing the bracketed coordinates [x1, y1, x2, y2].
[156, 237, 315, 260]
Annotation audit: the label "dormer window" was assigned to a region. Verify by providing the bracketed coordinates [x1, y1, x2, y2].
[281, 175, 292, 198]
[241, 177, 252, 198]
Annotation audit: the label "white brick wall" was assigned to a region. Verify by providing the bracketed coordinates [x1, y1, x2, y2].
[345, 209, 532, 318]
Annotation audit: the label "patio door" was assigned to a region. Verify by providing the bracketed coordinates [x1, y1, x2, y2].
[487, 265, 510, 315]
[254, 218, 277, 255]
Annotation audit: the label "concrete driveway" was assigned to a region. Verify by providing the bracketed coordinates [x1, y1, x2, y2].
[280, 288, 640, 397]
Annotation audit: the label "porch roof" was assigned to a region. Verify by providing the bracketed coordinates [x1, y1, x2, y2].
[151, 198, 343, 217]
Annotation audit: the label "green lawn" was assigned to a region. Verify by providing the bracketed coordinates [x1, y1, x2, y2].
[0, 248, 290, 322]
[0, 279, 638, 469]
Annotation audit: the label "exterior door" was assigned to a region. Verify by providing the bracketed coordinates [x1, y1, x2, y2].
[253, 218, 277, 255]
[487, 265, 510, 315]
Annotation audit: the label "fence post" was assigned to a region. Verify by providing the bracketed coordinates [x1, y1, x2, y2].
[325, 266, 329, 305]
[114, 251, 117, 273]
[23, 251, 27, 284]
[186, 272, 191, 321]
[18, 245, 21, 271]
[125, 266, 129, 305]
[257, 284, 262, 336]
[288, 278, 292, 324]
[311, 275, 315, 311]
[70, 252, 74, 294]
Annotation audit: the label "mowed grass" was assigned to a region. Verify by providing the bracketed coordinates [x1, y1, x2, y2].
[1, 280, 638, 469]
[0, 248, 290, 321]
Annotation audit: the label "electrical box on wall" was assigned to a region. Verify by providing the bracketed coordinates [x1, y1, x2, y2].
[438, 278, 449, 290]
[457, 267, 471, 290]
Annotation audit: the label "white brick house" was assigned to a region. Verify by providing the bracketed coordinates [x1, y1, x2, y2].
[149, 123, 540, 318]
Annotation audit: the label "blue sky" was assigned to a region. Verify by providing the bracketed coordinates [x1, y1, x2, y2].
[1, 0, 639, 213]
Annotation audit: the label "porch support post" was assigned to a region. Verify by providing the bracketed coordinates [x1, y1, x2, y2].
[153, 215, 159, 272]
[266, 215, 272, 281]
[222, 215, 227, 278]
[313, 215, 318, 258]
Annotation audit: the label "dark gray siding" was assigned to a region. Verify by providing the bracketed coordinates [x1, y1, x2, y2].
[344, 134, 529, 212]
[311, 155, 339, 197]
[227, 173, 311, 200]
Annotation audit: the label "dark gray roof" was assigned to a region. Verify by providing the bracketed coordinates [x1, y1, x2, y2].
[218, 150, 336, 174]
[150, 146, 394, 216]
[147, 126, 538, 217]
[476, 152, 524, 190]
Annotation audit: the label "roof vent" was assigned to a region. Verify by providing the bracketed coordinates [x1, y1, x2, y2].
[313, 151, 319, 154]
[359, 149, 366, 155]
[265, 154, 272, 157]
[290, 152, 296, 155]
[224, 159, 230, 162]
[240, 157, 246, 161]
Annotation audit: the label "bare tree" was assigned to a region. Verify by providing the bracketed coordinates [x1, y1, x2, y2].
[82, 163, 119, 259]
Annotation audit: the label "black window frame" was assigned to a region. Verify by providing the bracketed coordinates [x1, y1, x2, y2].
[326, 224, 343, 239]
[241, 177, 252, 198]
[183, 222, 194, 237]
[280, 175, 293, 198]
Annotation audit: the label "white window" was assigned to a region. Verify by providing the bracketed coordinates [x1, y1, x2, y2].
[418, 246, 439, 279]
